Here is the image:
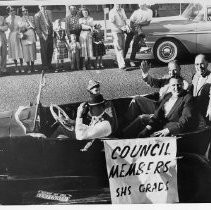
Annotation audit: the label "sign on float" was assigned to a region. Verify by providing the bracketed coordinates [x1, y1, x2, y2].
[103, 137, 179, 204]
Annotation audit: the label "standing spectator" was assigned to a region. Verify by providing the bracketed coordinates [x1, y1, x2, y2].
[92, 24, 106, 69]
[54, 19, 68, 72]
[65, 5, 82, 42]
[124, 4, 152, 67]
[20, 6, 36, 73]
[79, 7, 94, 70]
[6, 6, 24, 73]
[109, 4, 128, 70]
[0, 15, 8, 76]
[69, 34, 81, 70]
[150, 4, 159, 17]
[35, 4, 53, 72]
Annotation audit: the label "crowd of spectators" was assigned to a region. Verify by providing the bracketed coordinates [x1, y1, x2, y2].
[0, 3, 157, 75]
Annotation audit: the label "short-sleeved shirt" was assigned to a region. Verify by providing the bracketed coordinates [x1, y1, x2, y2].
[109, 8, 127, 33]
[130, 8, 153, 32]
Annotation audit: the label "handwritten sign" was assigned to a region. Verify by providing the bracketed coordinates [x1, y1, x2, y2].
[103, 137, 179, 204]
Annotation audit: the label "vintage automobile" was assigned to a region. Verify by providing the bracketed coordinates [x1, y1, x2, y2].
[140, 1, 211, 63]
[0, 72, 210, 204]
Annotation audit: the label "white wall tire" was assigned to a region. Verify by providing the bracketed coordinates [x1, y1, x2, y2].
[154, 39, 179, 63]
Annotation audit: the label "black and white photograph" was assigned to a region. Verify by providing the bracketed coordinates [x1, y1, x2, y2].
[0, 0, 210, 206]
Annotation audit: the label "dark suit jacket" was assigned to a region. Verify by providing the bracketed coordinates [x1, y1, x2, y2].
[34, 10, 53, 39]
[148, 91, 194, 135]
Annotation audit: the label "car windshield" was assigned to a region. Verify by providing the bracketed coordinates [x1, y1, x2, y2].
[182, 3, 204, 21]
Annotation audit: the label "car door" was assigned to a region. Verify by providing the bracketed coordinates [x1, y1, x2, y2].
[196, 6, 211, 53]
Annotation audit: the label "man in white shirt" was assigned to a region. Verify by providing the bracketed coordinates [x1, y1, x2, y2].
[124, 4, 152, 67]
[109, 4, 128, 70]
[124, 60, 189, 125]
[191, 54, 211, 122]
[75, 94, 118, 140]
[123, 76, 194, 138]
[51, 81, 118, 140]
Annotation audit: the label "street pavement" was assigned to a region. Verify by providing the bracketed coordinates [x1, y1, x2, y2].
[0, 57, 198, 112]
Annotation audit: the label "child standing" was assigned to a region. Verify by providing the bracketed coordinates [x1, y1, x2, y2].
[92, 24, 106, 69]
[69, 34, 81, 70]
[54, 19, 68, 72]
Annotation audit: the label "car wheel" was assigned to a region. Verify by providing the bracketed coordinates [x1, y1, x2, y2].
[154, 39, 180, 63]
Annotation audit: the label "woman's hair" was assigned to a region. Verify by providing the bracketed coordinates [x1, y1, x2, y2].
[6, 6, 15, 14]
[80, 7, 90, 16]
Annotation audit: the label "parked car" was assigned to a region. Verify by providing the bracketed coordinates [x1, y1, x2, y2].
[140, 2, 211, 63]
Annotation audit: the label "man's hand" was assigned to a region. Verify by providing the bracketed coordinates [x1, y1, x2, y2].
[140, 60, 150, 74]
[77, 102, 88, 118]
[152, 128, 170, 137]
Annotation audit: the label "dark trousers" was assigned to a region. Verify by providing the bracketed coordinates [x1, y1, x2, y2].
[40, 35, 53, 68]
[125, 95, 158, 123]
[122, 96, 159, 138]
[70, 51, 80, 70]
[124, 31, 145, 60]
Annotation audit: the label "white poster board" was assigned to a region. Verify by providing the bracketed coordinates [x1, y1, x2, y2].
[104, 137, 179, 204]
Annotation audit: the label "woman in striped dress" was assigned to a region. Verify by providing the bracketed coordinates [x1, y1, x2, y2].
[54, 19, 68, 72]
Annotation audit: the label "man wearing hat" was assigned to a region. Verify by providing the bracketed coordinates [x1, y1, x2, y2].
[51, 80, 118, 140]
[87, 79, 100, 95]
[34, 4, 53, 72]
[75, 93, 118, 140]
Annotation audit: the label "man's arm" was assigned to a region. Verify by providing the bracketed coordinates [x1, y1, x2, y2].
[34, 13, 42, 38]
[65, 16, 70, 39]
[140, 61, 168, 88]
[75, 118, 112, 140]
[75, 102, 112, 140]
[143, 74, 169, 88]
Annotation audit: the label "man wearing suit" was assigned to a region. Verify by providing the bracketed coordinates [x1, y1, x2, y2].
[124, 60, 189, 125]
[34, 4, 53, 71]
[190, 54, 211, 122]
[123, 76, 194, 138]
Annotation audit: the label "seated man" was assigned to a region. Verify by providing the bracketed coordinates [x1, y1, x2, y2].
[123, 76, 195, 138]
[124, 60, 189, 125]
[52, 80, 118, 140]
[75, 93, 118, 140]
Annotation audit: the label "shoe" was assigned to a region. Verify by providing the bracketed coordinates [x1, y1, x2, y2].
[100, 64, 104, 69]
[130, 61, 136, 67]
[119, 66, 127, 71]
[27, 70, 31, 74]
[96, 64, 100, 69]
[15, 68, 20, 73]
[54, 68, 59, 73]
[20, 68, 25, 73]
